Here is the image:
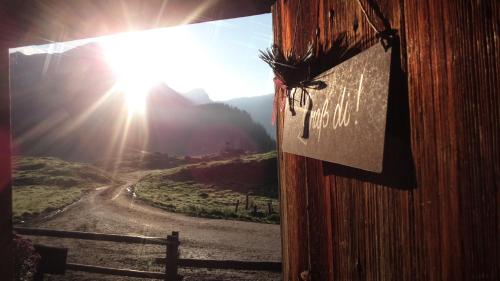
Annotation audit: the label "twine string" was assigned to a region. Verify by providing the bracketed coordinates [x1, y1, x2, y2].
[356, 0, 396, 50]
[271, 0, 394, 125]
[356, 0, 382, 34]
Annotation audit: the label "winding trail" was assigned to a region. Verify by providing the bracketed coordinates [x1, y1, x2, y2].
[24, 171, 281, 281]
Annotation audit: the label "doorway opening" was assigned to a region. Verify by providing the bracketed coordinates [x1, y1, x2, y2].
[10, 13, 281, 281]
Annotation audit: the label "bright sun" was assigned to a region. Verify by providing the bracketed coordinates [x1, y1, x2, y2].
[99, 27, 209, 115]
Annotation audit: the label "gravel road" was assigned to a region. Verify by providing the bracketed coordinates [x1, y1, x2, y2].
[20, 171, 282, 281]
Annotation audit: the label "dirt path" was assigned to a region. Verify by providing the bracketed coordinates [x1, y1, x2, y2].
[21, 171, 281, 281]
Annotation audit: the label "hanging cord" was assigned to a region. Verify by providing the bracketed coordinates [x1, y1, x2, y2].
[356, 0, 381, 34]
[356, 0, 396, 49]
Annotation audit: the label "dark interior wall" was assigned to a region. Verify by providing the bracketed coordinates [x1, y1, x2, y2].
[0, 36, 14, 281]
[0, 8, 25, 276]
[274, 0, 499, 280]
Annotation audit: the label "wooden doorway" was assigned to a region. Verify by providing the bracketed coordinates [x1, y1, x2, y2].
[0, 1, 275, 280]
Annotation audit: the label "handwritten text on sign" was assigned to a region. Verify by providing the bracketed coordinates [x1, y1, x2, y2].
[282, 44, 391, 172]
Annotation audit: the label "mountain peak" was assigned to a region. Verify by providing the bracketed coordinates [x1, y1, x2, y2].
[147, 83, 193, 109]
[181, 88, 212, 105]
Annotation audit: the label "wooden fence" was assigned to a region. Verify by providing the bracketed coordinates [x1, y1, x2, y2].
[14, 227, 281, 281]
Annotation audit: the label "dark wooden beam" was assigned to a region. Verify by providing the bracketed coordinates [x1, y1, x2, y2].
[0, 33, 14, 281]
[1, 0, 274, 47]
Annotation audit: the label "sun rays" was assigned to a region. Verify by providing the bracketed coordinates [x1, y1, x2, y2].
[12, 2, 270, 174]
[98, 23, 210, 116]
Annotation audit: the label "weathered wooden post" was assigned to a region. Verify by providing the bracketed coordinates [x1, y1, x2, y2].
[235, 199, 240, 213]
[33, 245, 68, 281]
[274, 1, 499, 280]
[165, 232, 180, 281]
[245, 193, 249, 210]
[267, 200, 273, 215]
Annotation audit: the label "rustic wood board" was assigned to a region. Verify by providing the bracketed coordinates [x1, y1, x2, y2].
[274, 0, 499, 280]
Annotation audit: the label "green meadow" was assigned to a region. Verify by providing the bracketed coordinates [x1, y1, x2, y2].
[12, 156, 118, 222]
[133, 151, 280, 224]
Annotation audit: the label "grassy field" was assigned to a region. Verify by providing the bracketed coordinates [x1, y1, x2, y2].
[12, 156, 118, 222]
[133, 151, 280, 224]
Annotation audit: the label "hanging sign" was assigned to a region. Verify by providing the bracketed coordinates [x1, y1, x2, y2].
[282, 43, 391, 173]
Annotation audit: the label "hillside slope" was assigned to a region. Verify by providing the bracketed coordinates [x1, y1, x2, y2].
[224, 94, 275, 139]
[10, 44, 275, 162]
[134, 151, 279, 223]
[12, 156, 118, 222]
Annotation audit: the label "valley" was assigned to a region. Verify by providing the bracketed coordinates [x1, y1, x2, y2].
[10, 40, 281, 281]
[12, 151, 281, 281]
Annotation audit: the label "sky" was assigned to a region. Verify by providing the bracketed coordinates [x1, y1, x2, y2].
[10, 14, 274, 101]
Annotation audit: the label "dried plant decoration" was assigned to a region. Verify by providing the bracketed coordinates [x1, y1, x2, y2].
[261, 0, 396, 127]
[260, 33, 362, 126]
[259, 42, 325, 123]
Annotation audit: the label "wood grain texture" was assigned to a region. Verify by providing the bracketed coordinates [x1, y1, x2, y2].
[404, 1, 499, 280]
[274, 0, 499, 280]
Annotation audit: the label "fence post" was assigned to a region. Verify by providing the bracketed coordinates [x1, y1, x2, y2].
[165, 232, 180, 281]
[171, 231, 179, 241]
[33, 244, 67, 281]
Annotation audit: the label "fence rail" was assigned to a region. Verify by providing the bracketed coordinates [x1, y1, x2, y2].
[15, 226, 281, 280]
[66, 263, 165, 279]
[156, 258, 281, 272]
[14, 227, 168, 245]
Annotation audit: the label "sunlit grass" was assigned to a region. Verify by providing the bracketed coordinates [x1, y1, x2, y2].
[135, 180, 279, 224]
[13, 185, 82, 221]
[133, 151, 279, 224]
[12, 156, 118, 222]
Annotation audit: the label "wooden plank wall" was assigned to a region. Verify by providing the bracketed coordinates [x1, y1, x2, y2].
[273, 0, 499, 280]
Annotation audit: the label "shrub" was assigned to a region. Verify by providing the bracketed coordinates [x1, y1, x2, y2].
[266, 213, 281, 223]
[13, 235, 40, 281]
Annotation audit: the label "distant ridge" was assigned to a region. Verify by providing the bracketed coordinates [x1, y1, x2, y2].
[181, 89, 276, 140]
[10, 43, 275, 163]
[224, 94, 275, 139]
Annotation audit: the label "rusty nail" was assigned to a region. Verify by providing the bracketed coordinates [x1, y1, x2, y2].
[300, 270, 310, 281]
